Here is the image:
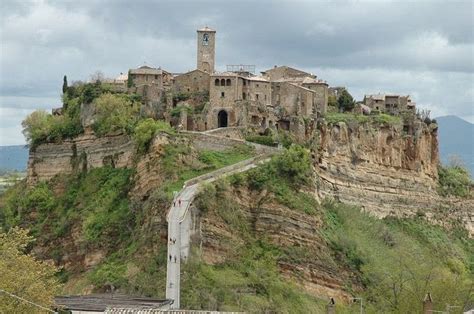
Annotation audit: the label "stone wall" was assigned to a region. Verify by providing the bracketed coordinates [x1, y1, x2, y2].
[186, 132, 276, 155]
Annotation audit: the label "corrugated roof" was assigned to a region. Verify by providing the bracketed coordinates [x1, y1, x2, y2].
[55, 294, 172, 311]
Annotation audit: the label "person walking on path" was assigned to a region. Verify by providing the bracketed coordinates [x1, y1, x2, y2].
[178, 199, 182, 206]
[169, 254, 172, 262]
[174, 256, 177, 263]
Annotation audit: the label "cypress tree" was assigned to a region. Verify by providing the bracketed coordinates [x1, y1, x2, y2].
[62, 75, 68, 94]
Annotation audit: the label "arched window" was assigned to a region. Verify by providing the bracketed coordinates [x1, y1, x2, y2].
[221, 79, 226, 86]
[215, 79, 220, 86]
[226, 79, 231, 86]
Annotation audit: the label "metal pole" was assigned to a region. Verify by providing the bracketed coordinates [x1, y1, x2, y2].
[0, 289, 56, 313]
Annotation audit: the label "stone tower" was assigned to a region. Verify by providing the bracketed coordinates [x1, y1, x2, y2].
[197, 26, 216, 73]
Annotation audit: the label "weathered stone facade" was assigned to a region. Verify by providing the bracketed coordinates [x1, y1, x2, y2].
[173, 69, 210, 94]
[363, 93, 416, 115]
[197, 27, 216, 73]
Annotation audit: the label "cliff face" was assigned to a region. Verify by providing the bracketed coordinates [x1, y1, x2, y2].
[315, 121, 473, 235]
[193, 187, 360, 301]
[27, 133, 135, 185]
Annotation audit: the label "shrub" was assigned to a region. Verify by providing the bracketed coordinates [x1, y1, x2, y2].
[133, 119, 175, 153]
[173, 92, 191, 102]
[273, 145, 311, 186]
[170, 104, 193, 117]
[245, 135, 276, 147]
[371, 113, 402, 126]
[328, 95, 337, 107]
[438, 164, 472, 198]
[93, 93, 140, 136]
[325, 112, 369, 125]
[89, 260, 127, 288]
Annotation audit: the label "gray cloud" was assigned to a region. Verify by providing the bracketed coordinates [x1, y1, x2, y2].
[0, 0, 473, 145]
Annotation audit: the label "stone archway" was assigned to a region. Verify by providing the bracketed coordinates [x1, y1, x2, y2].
[218, 110, 228, 128]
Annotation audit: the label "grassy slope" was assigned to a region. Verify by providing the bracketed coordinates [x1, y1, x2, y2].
[0, 145, 472, 313]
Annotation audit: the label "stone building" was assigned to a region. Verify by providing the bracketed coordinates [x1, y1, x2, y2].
[197, 26, 216, 73]
[363, 94, 416, 114]
[173, 69, 210, 94]
[128, 66, 173, 104]
[124, 27, 336, 137]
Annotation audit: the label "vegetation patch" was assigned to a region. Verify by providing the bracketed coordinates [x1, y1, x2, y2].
[322, 200, 473, 313]
[133, 118, 175, 154]
[438, 164, 472, 198]
[160, 143, 255, 196]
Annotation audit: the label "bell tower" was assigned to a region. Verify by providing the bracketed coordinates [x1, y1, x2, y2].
[197, 26, 216, 73]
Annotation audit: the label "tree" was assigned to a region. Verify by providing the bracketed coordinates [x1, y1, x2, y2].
[338, 89, 355, 112]
[93, 93, 140, 136]
[62, 75, 68, 94]
[0, 227, 61, 312]
[21, 110, 52, 145]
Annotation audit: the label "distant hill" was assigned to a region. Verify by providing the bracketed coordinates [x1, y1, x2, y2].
[0, 145, 29, 172]
[436, 115, 474, 176]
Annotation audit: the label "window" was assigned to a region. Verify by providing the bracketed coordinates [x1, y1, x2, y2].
[221, 92, 225, 98]
[256, 94, 259, 100]
[226, 79, 231, 86]
[146, 75, 148, 81]
[243, 80, 246, 86]
[221, 79, 225, 86]
[215, 79, 220, 86]
[243, 93, 246, 100]
[256, 84, 259, 87]
[155, 75, 158, 79]
[264, 95, 267, 101]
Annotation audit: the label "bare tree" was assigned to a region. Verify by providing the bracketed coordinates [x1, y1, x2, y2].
[89, 70, 105, 83]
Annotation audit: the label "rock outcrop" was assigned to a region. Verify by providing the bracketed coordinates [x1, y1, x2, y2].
[315, 121, 473, 236]
[27, 133, 134, 185]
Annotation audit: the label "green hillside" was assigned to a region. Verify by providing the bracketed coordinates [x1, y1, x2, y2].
[0, 144, 472, 313]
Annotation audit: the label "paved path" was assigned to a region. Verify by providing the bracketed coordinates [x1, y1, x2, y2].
[165, 153, 276, 309]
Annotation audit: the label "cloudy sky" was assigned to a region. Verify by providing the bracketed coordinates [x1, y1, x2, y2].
[1, 0, 473, 145]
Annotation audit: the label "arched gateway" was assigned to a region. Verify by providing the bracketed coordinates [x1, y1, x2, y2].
[218, 110, 228, 128]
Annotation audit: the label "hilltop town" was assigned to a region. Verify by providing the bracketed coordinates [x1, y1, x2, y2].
[70, 27, 419, 140]
[1, 27, 472, 313]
